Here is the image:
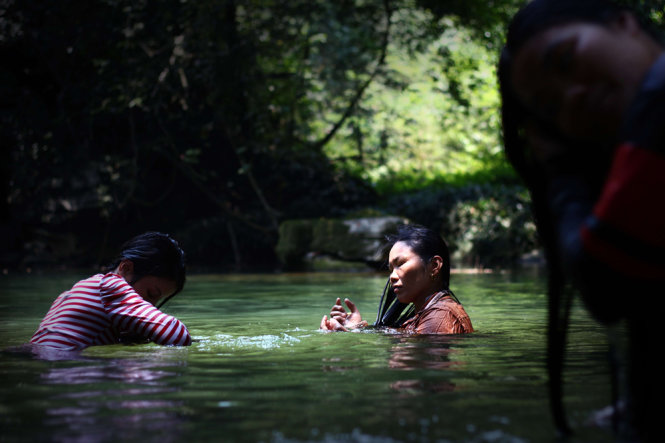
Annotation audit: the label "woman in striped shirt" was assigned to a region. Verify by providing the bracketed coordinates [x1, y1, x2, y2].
[31, 232, 191, 350]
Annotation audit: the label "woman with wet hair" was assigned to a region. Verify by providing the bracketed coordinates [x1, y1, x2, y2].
[31, 232, 191, 350]
[499, 0, 665, 439]
[320, 224, 473, 335]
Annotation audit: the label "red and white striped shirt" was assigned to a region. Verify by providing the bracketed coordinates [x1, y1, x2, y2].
[31, 273, 191, 350]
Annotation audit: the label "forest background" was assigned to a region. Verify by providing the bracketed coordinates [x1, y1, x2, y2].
[2, 0, 664, 271]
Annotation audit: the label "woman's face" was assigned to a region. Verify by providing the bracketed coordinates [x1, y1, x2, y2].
[388, 241, 435, 307]
[511, 13, 661, 145]
[115, 259, 177, 307]
[131, 276, 177, 306]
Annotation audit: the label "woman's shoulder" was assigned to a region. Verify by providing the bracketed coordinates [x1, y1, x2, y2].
[427, 291, 460, 309]
[70, 273, 104, 289]
[417, 291, 473, 334]
[98, 272, 132, 292]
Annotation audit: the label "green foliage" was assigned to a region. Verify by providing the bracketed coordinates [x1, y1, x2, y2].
[416, 0, 523, 47]
[318, 2, 520, 195]
[618, 0, 665, 26]
[12, 0, 662, 269]
[2, 0, 385, 267]
[382, 183, 538, 268]
[446, 189, 537, 267]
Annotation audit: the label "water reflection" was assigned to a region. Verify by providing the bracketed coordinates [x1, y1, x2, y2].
[42, 360, 180, 386]
[320, 332, 468, 394]
[5, 343, 87, 361]
[388, 335, 465, 395]
[387, 335, 461, 370]
[4, 345, 188, 441]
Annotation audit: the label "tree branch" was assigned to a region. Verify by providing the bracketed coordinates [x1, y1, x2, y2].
[311, 0, 392, 151]
[153, 113, 274, 235]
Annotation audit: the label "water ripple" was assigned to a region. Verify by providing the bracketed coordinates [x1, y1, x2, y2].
[196, 333, 302, 351]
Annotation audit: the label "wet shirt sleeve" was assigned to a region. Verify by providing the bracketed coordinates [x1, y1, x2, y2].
[99, 273, 191, 346]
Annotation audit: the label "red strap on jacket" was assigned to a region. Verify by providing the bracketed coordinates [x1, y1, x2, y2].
[581, 143, 665, 281]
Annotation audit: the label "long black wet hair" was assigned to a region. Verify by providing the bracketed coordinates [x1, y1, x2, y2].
[375, 224, 459, 327]
[105, 231, 186, 309]
[498, 0, 658, 436]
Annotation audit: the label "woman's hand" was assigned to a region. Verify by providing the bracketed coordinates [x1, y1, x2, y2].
[320, 298, 368, 331]
[320, 314, 348, 331]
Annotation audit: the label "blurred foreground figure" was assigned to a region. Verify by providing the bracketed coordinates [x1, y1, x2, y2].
[499, 0, 665, 440]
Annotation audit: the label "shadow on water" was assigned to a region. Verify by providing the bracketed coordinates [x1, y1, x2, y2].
[0, 271, 616, 442]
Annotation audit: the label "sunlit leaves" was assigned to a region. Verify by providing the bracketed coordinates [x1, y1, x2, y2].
[321, 5, 506, 193]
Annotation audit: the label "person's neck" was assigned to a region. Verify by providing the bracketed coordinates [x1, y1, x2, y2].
[413, 287, 443, 312]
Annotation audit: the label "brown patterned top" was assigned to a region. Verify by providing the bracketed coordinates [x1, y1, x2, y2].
[401, 291, 473, 334]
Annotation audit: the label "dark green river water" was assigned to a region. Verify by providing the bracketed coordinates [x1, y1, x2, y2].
[1, 270, 615, 442]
